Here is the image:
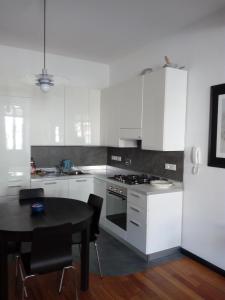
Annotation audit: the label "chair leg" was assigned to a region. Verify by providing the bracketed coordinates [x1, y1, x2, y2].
[59, 268, 65, 294]
[58, 266, 79, 300]
[19, 263, 28, 299]
[94, 241, 103, 278]
[15, 255, 20, 278]
[18, 262, 36, 299]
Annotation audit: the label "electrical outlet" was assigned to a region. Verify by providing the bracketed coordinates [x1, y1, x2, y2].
[111, 155, 122, 161]
[125, 158, 132, 166]
[165, 163, 176, 171]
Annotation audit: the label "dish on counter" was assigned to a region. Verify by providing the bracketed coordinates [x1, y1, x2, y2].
[150, 180, 173, 189]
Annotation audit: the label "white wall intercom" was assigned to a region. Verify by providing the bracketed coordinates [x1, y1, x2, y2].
[191, 147, 202, 175]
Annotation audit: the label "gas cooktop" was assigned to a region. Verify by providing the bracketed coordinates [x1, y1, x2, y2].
[108, 174, 161, 185]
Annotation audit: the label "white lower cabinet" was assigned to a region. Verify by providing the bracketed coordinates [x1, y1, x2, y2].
[31, 177, 94, 201]
[127, 216, 147, 253]
[31, 180, 68, 198]
[68, 178, 94, 202]
[94, 178, 106, 222]
[127, 190, 182, 255]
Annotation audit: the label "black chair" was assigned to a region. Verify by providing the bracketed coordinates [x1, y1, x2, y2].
[19, 188, 44, 204]
[8, 189, 45, 262]
[14, 188, 45, 265]
[72, 194, 103, 278]
[17, 223, 78, 300]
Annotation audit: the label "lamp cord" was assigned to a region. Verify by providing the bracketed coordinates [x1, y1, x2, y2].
[43, 0, 46, 70]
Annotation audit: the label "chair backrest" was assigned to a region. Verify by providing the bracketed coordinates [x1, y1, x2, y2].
[19, 188, 44, 203]
[30, 223, 72, 274]
[88, 194, 103, 237]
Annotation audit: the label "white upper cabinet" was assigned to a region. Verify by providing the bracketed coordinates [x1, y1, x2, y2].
[30, 85, 101, 146]
[31, 86, 65, 145]
[101, 77, 143, 145]
[118, 76, 143, 139]
[100, 86, 119, 147]
[142, 67, 187, 151]
[65, 86, 89, 145]
[65, 87, 101, 145]
[87, 89, 101, 145]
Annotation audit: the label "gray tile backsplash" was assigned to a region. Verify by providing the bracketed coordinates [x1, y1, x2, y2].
[107, 147, 184, 181]
[31, 146, 108, 168]
[31, 146, 184, 181]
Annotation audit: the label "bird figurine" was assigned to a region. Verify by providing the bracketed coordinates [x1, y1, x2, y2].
[163, 56, 185, 69]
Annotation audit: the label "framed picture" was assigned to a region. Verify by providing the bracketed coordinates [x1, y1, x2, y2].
[208, 83, 225, 168]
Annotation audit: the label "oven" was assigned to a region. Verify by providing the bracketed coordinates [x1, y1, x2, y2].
[106, 183, 127, 231]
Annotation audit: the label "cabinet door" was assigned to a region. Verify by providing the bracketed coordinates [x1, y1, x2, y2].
[147, 192, 182, 254]
[118, 76, 143, 130]
[142, 68, 187, 151]
[65, 87, 89, 145]
[0, 96, 30, 196]
[100, 87, 119, 147]
[94, 178, 106, 220]
[68, 178, 94, 202]
[30, 86, 64, 145]
[127, 215, 147, 253]
[142, 70, 165, 151]
[31, 180, 68, 198]
[89, 89, 100, 145]
[163, 68, 187, 150]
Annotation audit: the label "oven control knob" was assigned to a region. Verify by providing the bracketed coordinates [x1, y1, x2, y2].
[119, 190, 123, 194]
[114, 188, 118, 192]
[109, 186, 113, 190]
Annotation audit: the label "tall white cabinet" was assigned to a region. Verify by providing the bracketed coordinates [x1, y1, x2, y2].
[0, 94, 30, 199]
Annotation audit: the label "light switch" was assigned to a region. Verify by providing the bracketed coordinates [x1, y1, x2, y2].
[165, 163, 176, 171]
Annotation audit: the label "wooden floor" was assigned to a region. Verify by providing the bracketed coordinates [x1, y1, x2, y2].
[9, 256, 225, 300]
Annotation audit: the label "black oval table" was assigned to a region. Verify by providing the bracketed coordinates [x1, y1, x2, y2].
[0, 197, 94, 300]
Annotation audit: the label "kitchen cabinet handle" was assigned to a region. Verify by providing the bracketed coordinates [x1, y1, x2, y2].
[129, 206, 140, 213]
[130, 193, 140, 198]
[8, 185, 22, 188]
[76, 179, 87, 182]
[44, 182, 57, 185]
[129, 220, 140, 227]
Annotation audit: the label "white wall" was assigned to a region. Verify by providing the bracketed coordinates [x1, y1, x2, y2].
[0, 45, 109, 89]
[110, 10, 225, 269]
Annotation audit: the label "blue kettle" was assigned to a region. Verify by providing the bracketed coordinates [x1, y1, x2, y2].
[61, 160, 74, 172]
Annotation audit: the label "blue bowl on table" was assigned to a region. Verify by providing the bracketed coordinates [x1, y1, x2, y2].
[31, 202, 45, 215]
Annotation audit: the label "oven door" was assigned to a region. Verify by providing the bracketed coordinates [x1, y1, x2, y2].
[106, 190, 127, 231]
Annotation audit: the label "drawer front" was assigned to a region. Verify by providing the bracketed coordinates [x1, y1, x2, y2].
[127, 203, 146, 224]
[128, 190, 147, 210]
[127, 215, 146, 253]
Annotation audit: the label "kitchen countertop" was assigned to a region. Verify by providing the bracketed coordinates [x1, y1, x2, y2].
[31, 171, 183, 196]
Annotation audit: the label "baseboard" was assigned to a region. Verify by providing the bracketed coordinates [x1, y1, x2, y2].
[100, 224, 181, 262]
[181, 248, 225, 277]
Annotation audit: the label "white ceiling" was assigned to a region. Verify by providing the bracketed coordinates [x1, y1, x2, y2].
[0, 0, 224, 63]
